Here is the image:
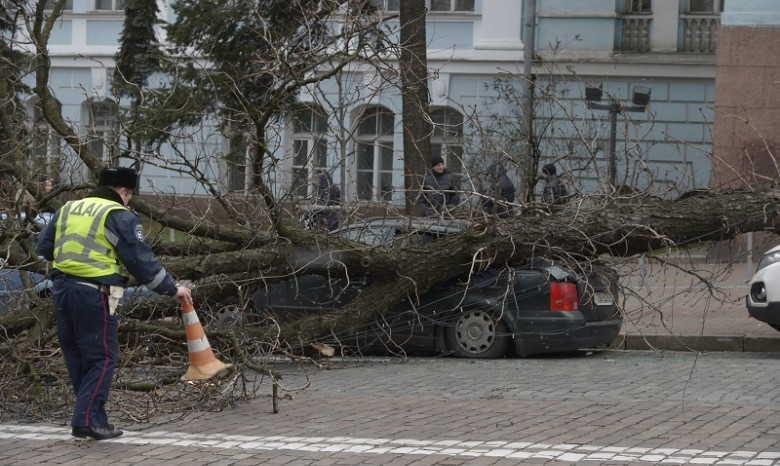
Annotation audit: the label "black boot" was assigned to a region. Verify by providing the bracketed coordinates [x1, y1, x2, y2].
[72, 425, 123, 440]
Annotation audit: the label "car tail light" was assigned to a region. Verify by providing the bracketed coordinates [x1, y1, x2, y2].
[550, 282, 578, 311]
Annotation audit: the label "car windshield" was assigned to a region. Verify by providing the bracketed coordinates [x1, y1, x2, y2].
[338, 219, 462, 248]
[339, 224, 394, 246]
[757, 249, 780, 272]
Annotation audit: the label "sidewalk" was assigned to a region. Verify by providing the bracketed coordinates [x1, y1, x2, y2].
[610, 259, 780, 352]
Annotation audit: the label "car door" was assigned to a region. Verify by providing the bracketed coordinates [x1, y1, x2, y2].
[376, 228, 461, 347]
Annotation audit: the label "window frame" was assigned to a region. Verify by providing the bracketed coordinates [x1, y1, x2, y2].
[686, 0, 724, 14]
[225, 131, 250, 193]
[354, 106, 395, 202]
[27, 98, 63, 181]
[290, 105, 329, 199]
[94, 0, 125, 11]
[429, 0, 475, 13]
[85, 99, 120, 168]
[624, 0, 652, 14]
[368, 0, 474, 14]
[44, 0, 73, 11]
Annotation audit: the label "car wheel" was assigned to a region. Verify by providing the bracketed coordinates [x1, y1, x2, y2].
[202, 297, 255, 330]
[443, 310, 510, 358]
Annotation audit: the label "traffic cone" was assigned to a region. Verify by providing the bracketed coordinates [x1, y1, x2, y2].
[179, 298, 232, 381]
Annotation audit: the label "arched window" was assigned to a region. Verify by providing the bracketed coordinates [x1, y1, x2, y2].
[355, 106, 394, 202]
[430, 107, 463, 177]
[290, 105, 328, 198]
[27, 98, 62, 179]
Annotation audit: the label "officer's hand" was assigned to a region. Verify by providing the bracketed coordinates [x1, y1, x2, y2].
[175, 286, 192, 304]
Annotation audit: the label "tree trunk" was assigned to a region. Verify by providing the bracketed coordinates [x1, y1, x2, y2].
[400, 0, 432, 215]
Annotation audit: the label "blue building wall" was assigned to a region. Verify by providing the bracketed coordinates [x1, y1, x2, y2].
[24, 0, 724, 204]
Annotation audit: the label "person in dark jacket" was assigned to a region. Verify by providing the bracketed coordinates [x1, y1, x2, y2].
[37, 167, 192, 441]
[313, 169, 340, 231]
[481, 162, 516, 217]
[416, 155, 460, 218]
[541, 163, 567, 206]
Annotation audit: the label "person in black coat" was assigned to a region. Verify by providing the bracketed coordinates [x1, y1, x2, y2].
[416, 155, 460, 218]
[313, 169, 340, 231]
[481, 162, 516, 217]
[541, 163, 567, 206]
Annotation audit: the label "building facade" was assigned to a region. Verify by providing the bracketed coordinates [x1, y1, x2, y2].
[22, 0, 734, 209]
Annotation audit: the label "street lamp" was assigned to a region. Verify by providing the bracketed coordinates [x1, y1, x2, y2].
[585, 83, 651, 187]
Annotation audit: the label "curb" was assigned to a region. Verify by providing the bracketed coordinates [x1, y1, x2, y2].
[610, 334, 780, 353]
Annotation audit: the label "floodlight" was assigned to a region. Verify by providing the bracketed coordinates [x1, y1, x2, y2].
[585, 83, 603, 102]
[632, 86, 651, 108]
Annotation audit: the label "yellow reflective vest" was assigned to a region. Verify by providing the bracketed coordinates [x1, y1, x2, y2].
[53, 197, 128, 278]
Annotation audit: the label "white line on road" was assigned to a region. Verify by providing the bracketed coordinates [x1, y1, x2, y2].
[1, 424, 779, 465]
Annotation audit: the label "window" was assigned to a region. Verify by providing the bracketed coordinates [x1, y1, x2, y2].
[290, 105, 328, 199]
[45, 0, 73, 10]
[86, 99, 119, 166]
[620, 0, 652, 52]
[430, 108, 463, 177]
[355, 106, 395, 202]
[688, 0, 724, 13]
[682, 0, 722, 52]
[368, 0, 399, 12]
[430, 0, 474, 12]
[625, 0, 651, 13]
[226, 132, 249, 192]
[95, 0, 125, 10]
[27, 99, 62, 180]
[369, 0, 473, 13]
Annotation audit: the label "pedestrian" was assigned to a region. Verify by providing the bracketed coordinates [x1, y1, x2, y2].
[37, 167, 192, 441]
[416, 154, 460, 218]
[540, 163, 568, 206]
[312, 169, 340, 231]
[481, 162, 516, 217]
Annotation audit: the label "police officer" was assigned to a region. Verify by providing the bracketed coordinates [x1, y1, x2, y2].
[37, 167, 192, 440]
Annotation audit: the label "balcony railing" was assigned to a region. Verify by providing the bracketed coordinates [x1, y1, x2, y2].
[620, 15, 651, 52]
[681, 14, 719, 53]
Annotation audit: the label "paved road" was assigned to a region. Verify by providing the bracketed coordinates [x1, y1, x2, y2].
[2, 351, 779, 465]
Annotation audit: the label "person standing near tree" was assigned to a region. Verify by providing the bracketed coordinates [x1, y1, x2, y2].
[416, 155, 460, 218]
[481, 162, 516, 217]
[37, 167, 192, 441]
[540, 163, 568, 206]
[313, 168, 340, 231]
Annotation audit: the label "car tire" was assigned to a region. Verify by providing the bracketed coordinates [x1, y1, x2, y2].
[443, 309, 510, 358]
[203, 297, 257, 330]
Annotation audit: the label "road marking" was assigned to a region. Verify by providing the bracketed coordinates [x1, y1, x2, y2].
[1, 424, 779, 465]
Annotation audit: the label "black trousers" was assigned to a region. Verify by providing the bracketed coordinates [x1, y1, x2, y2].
[52, 277, 118, 428]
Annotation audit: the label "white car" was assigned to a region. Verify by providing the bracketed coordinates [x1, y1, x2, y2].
[746, 245, 780, 332]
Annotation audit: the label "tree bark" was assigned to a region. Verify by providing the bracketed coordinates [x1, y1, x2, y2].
[400, 0, 432, 215]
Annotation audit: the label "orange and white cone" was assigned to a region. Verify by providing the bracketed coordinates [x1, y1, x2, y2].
[180, 298, 232, 381]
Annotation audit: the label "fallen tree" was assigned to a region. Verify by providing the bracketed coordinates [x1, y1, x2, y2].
[2, 0, 778, 424]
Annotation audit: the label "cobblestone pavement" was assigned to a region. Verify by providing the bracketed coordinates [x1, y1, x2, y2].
[2, 351, 779, 465]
